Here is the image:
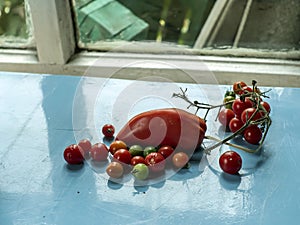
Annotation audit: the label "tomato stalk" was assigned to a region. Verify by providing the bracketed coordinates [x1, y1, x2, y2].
[173, 80, 272, 155]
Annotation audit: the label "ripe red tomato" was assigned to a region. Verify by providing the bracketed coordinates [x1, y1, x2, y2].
[109, 140, 127, 155]
[106, 162, 124, 178]
[78, 139, 92, 158]
[158, 145, 174, 159]
[131, 156, 146, 166]
[241, 86, 253, 95]
[219, 151, 242, 174]
[233, 81, 247, 95]
[90, 143, 109, 161]
[113, 149, 132, 164]
[241, 108, 263, 123]
[260, 101, 271, 113]
[232, 99, 252, 116]
[172, 152, 189, 168]
[145, 152, 166, 172]
[102, 124, 115, 138]
[218, 108, 235, 127]
[243, 125, 262, 145]
[229, 117, 244, 133]
[63, 144, 84, 164]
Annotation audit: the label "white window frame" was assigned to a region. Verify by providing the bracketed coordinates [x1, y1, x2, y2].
[0, 0, 299, 87]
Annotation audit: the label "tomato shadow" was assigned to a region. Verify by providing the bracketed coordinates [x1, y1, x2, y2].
[107, 179, 123, 190]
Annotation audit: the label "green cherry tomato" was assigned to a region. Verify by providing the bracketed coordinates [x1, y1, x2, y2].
[224, 90, 236, 98]
[129, 145, 144, 156]
[223, 96, 235, 109]
[132, 163, 149, 180]
[143, 146, 157, 157]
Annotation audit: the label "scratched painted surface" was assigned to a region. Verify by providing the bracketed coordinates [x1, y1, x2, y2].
[0, 72, 300, 225]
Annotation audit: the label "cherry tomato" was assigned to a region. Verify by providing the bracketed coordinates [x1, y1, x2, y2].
[143, 146, 157, 157]
[131, 156, 146, 166]
[102, 124, 115, 138]
[132, 163, 149, 180]
[223, 96, 235, 109]
[129, 145, 143, 156]
[218, 108, 235, 127]
[232, 98, 252, 116]
[229, 117, 244, 133]
[90, 143, 109, 161]
[113, 149, 132, 164]
[233, 81, 247, 95]
[241, 108, 263, 123]
[224, 90, 236, 98]
[109, 140, 127, 155]
[260, 101, 271, 113]
[145, 152, 166, 172]
[78, 139, 92, 158]
[172, 152, 189, 168]
[243, 125, 262, 145]
[219, 151, 242, 175]
[241, 86, 253, 95]
[63, 144, 84, 164]
[106, 162, 124, 178]
[158, 145, 174, 159]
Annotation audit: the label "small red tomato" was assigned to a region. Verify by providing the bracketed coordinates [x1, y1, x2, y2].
[219, 151, 242, 175]
[102, 124, 115, 138]
[241, 108, 263, 123]
[243, 125, 262, 145]
[78, 139, 92, 157]
[63, 144, 84, 164]
[232, 99, 252, 116]
[172, 152, 189, 168]
[260, 101, 271, 113]
[131, 156, 146, 166]
[218, 108, 235, 127]
[233, 81, 247, 95]
[158, 145, 174, 159]
[113, 149, 132, 164]
[109, 140, 127, 155]
[145, 152, 166, 172]
[106, 162, 124, 178]
[229, 117, 244, 133]
[90, 143, 109, 161]
[241, 86, 253, 95]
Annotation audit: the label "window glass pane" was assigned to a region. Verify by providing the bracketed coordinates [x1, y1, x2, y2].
[0, 0, 34, 48]
[72, 0, 299, 57]
[72, 0, 214, 47]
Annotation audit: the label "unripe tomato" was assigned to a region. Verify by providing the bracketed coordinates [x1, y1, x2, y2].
[109, 140, 127, 155]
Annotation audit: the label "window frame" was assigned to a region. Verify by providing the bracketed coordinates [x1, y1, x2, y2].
[0, 0, 299, 87]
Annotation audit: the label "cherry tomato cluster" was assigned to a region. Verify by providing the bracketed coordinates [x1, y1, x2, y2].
[107, 140, 190, 180]
[217, 81, 272, 174]
[63, 124, 190, 181]
[218, 81, 271, 145]
[63, 139, 109, 165]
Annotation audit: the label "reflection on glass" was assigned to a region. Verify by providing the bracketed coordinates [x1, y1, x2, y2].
[0, 0, 33, 47]
[72, 0, 299, 52]
[72, 0, 214, 47]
